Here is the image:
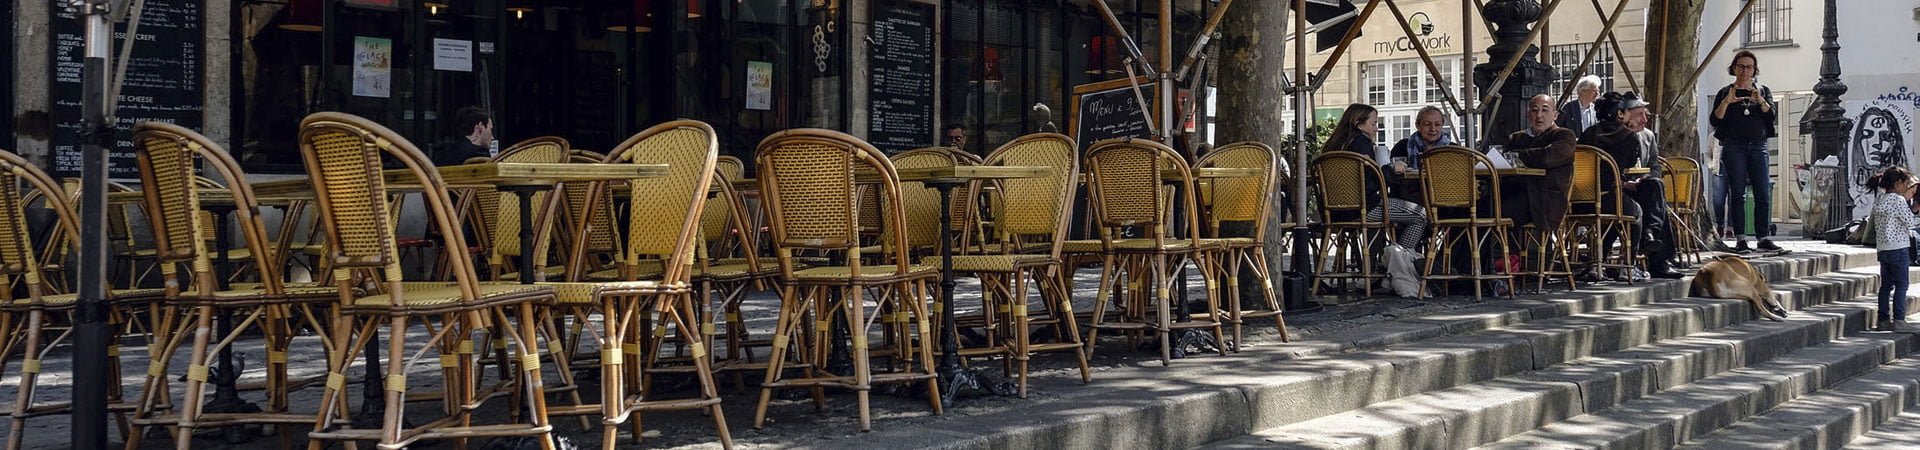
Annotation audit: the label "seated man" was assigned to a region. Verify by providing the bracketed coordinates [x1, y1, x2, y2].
[1578, 92, 1682, 279]
[1504, 94, 1577, 236]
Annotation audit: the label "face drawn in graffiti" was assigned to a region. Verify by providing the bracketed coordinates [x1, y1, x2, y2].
[1852, 107, 1910, 195]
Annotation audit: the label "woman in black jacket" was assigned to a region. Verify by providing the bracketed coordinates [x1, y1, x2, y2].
[1320, 103, 1427, 249]
[1710, 50, 1780, 253]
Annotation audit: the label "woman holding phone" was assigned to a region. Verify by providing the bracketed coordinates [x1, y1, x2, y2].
[1710, 50, 1780, 253]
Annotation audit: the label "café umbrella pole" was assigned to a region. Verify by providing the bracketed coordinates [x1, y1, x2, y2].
[72, 0, 125, 448]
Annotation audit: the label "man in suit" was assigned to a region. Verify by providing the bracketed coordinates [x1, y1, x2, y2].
[1556, 75, 1604, 135]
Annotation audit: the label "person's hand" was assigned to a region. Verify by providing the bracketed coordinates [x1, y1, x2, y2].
[1389, 160, 1408, 174]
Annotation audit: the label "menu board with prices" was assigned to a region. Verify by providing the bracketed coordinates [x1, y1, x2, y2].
[867, 0, 936, 153]
[49, 0, 204, 177]
[1070, 77, 1158, 152]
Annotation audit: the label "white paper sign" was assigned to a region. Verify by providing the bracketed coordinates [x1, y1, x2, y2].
[746, 61, 774, 111]
[434, 38, 473, 72]
[352, 36, 392, 98]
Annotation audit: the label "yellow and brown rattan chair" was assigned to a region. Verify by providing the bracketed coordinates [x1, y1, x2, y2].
[1662, 156, 1706, 267]
[484, 137, 571, 281]
[752, 128, 942, 431]
[295, 112, 560, 450]
[1567, 145, 1634, 283]
[1082, 138, 1228, 366]
[1310, 151, 1395, 298]
[1197, 141, 1290, 344]
[1416, 146, 1517, 300]
[922, 133, 1090, 397]
[119, 122, 341, 449]
[538, 120, 734, 448]
[0, 150, 162, 450]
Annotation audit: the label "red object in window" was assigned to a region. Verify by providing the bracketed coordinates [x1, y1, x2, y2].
[1087, 36, 1104, 75]
[983, 47, 1003, 81]
[609, 0, 654, 32]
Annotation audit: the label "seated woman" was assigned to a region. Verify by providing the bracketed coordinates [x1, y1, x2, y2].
[1383, 106, 1452, 250]
[1578, 91, 1683, 279]
[1321, 103, 1427, 250]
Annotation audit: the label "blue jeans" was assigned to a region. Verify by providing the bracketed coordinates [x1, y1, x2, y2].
[1880, 249, 1911, 322]
[1722, 141, 1771, 238]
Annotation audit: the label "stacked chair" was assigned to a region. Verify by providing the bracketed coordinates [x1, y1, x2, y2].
[752, 129, 943, 431]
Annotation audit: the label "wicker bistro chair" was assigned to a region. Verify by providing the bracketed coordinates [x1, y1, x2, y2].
[116, 123, 342, 448]
[1568, 145, 1635, 281]
[485, 137, 571, 281]
[752, 129, 942, 431]
[1082, 138, 1229, 366]
[0, 150, 164, 450]
[1662, 156, 1706, 267]
[560, 150, 623, 279]
[1310, 151, 1395, 298]
[919, 133, 1090, 397]
[294, 112, 561, 450]
[532, 120, 735, 448]
[1416, 146, 1517, 301]
[1197, 142, 1290, 344]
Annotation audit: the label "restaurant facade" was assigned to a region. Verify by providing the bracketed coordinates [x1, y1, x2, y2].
[8, 0, 1229, 177]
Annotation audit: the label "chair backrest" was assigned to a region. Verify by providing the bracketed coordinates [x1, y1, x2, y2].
[1086, 138, 1200, 242]
[698, 156, 746, 248]
[1311, 151, 1384, 222]
[133, 121, 287, 296]
[561, 150, 620, 278]
[484, 136, 570, 273]
[1197, 142, 1277, 238]
[982, 133, 1078, 256]
[298, 112, 481, 302]
[888, 148, 968, 252]
[0, 150, 74, 303]
[1663, 156, 1701, 209]
[756, 129, 913, 273]
[601, 120, 719, 282]
[1571, 145, 1623, 214]
[1418, 146, 1500, 217]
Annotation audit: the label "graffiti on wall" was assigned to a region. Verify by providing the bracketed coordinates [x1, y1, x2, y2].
[1847, 87, 1919, 219]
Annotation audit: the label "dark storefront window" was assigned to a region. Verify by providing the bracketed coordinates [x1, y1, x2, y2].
[238, 0, 837, 173]
[3, 0, 13, 143]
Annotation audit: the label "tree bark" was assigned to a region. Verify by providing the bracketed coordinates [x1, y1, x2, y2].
[1216, 1, 1292, 306]
[1646, 0, 1719, 246]
[1647, 0, 1704, 161]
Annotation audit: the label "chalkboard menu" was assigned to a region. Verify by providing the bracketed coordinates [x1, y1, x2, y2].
[1069, 77, 1157, 151]
[868, 0, 935, 153]
[49, 0, 203, 177]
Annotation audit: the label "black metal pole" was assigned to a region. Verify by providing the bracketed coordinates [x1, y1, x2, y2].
[72, 0, 115, 448]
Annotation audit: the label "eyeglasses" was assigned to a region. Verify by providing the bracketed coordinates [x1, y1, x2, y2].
[1735, 64, 1756, 69]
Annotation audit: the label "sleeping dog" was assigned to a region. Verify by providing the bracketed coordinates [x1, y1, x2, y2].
[1688, 256, 1789, 321]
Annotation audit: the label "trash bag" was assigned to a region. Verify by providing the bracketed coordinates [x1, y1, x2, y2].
[1383, 243, 1424, 298]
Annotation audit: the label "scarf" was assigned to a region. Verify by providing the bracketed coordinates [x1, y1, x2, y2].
[1404, 132, 1453, 169]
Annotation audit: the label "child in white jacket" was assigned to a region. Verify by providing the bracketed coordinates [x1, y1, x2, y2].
[1870, 167, 1920, 331]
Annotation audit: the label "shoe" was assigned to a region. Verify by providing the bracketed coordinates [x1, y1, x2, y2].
[1628, 268, 1650, 282]
[1876, 320, 1895, 332]
[1579, 268, 1606, 283]
[1757, 239, 1784, 252]
[1898, 320, 1910, 332]
[1733, 240, 1753, 253]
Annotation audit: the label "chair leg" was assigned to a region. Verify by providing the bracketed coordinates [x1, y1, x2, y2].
[1042, 267, 1093, 384]
[1152, 254, 1171, 366]
[669, 292, 734, 449]
[753, 284, 804, 429]
[7, 310, 45, 450]
[1083, 253, 1119, 359]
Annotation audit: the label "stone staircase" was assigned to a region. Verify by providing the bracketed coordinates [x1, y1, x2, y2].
[821, 242, 1920, 450]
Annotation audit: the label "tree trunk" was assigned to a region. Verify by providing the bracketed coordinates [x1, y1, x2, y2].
[1647, 0, 1705, 161]
[1216, 1, 1293, 307]
[1646, 0, 1719, 248]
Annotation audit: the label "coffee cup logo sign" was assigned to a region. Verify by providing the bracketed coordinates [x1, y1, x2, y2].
[1845, 87, 1919, 219]
[1373, 11, 1453, 57]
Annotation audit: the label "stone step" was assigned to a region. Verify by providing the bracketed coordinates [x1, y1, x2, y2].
[820, 249, 1881, 450]
[1199, 293, 1896, 450]
[1674, 352, 1920, 450]
[1842, 402, 1920, 449]
[1473, 309, 1913, 449]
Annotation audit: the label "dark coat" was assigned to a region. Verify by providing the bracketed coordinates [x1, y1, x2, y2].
[1556, 100, 1594, 135]
[1506, 126, 1578, 231]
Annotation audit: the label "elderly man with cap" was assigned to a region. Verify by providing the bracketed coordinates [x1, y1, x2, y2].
[1579, 91, 1682, 279]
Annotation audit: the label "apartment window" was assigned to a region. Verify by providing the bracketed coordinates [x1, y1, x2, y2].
[1361, 58, 1459, 145]
[1746, 0, 1792, 45]
[1548, 43, 1615, 96]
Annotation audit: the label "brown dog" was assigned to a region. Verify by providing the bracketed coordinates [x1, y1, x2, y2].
[1689, 256, 1788, 321]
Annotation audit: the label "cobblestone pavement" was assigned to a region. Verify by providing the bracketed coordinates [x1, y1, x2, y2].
[1, 263, 1591, 449]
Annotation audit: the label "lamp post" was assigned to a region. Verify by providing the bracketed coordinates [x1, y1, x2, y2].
[70, 0, 117, 448]
[1473, 0, 1554, 146]
[1810, 0, 1850, 230]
